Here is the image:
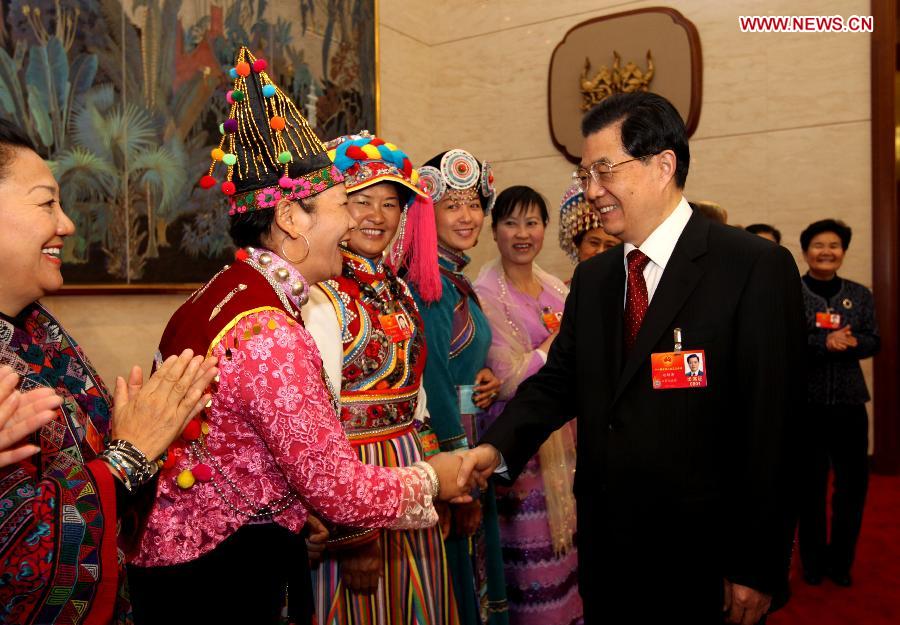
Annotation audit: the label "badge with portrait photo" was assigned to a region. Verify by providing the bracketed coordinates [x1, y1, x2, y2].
[815, 312, 842, 329]
[651, 350, 708, 389]
[542, 311, 562, 333]
[378, 312, 413, 343]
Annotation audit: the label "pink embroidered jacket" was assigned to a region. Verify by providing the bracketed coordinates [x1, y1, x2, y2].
[132, 248, 437, 567]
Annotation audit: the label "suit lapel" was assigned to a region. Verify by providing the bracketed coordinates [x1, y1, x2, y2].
[611, 213, 709, 407]
[600, 248, 626, 380]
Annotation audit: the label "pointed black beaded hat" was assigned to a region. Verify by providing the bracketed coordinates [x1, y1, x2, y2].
[198, 46, 343, 215]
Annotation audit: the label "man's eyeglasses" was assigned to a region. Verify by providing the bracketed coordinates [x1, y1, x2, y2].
[572, 153, 658, 191]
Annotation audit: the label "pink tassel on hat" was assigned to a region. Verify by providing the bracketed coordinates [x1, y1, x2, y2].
[391, 194, 442, 303]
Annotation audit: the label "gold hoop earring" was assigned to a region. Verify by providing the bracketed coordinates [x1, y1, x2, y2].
[281, 233, 310, 264]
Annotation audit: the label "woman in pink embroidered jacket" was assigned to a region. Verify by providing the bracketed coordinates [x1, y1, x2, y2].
[127, 46, 470, 625]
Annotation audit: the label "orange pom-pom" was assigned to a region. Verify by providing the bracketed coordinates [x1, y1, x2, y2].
[211, 148, 225, 161]
[269, 116, 286, 131]
[235, 62, 251, 77]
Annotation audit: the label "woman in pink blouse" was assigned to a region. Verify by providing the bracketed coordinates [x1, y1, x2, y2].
[127, 47, 469, 625]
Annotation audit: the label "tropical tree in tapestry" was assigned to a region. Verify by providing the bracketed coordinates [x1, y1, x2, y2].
[0, 0, 376, 284]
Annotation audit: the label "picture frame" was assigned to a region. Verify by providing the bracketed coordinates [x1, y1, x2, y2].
[0, 0, 380, 292]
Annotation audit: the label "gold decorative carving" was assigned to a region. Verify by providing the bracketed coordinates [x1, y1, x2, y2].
[579, 50, 654, 111]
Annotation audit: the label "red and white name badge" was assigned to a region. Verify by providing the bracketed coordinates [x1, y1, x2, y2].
[651, 350, 708, 390]
[542, 311, 562, 333]
[815, 312, 842, 329]
[378, 312, 413, 343]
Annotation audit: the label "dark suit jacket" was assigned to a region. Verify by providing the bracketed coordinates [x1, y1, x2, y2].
[480, 213, 804, 623]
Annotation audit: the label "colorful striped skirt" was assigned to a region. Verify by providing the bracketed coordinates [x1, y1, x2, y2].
[312, 427, 459, 625]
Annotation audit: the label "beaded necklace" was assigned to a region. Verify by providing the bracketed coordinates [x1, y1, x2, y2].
[341, 256, 406, 315]
[495, 267, 568, 345]
[171, 249, 342, 521]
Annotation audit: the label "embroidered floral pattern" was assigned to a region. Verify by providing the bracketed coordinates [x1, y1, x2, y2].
[256, 189, 282, 208]
[133, 309, 436, 567]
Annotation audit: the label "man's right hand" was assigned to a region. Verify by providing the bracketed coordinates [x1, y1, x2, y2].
[426, 452, 473, 502]
[457, 444, 502, 489]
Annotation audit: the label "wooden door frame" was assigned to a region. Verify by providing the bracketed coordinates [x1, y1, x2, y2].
[870, 0, 898, 474]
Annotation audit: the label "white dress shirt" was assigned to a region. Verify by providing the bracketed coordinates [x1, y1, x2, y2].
[622, 196, 693, 306]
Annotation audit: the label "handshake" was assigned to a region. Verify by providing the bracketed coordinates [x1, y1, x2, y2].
[424, 444, 503, 502]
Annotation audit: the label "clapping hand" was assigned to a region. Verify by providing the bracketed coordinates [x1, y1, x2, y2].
[0, 366, 61, 468]
[111, 350, 218, 461]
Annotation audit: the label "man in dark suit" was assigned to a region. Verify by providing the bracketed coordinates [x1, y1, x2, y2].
[459, 92, 804, 624]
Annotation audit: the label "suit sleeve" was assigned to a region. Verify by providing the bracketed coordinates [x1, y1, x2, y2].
[725, 244, 805, 599]
[478, 264, 581, 480]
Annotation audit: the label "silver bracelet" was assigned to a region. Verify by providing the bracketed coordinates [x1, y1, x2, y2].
[413, 461, 440, 499]
[100, 439, 158, 493]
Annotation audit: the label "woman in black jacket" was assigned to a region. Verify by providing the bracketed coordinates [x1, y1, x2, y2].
[797, 219, 880, 588]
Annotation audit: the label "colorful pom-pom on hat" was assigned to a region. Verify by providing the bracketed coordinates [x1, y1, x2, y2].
[200, 46, 343, 216]
[326, 130, 426, 204]
[327, 131, 441, 303]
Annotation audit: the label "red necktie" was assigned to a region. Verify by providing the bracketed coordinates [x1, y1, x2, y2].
[624, 249, 651, 351]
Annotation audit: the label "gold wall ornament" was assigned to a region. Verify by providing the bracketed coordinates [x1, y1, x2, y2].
[548, 8, 702, 164]
[580, 50, 655, 111]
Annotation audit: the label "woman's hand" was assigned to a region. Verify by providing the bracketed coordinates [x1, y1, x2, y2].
[338, 538, 382, 594]
[304, 514, 329, 566]
[473, 368, 501, 409]
[826, 325, 857, 352]
[435, 500, 452, 539]
[111, 350, 218, 461]
[452, 500, 483, 537]
[0, 366, 61, 468]
[426, 452, 473, 503]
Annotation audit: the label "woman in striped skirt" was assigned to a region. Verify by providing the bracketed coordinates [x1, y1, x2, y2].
[303, 132, 459, 624]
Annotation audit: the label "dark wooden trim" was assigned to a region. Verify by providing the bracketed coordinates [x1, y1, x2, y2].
[55, 284, 200, 295]
[870, 0, 899, 474]
[548, 6, 703, 164]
